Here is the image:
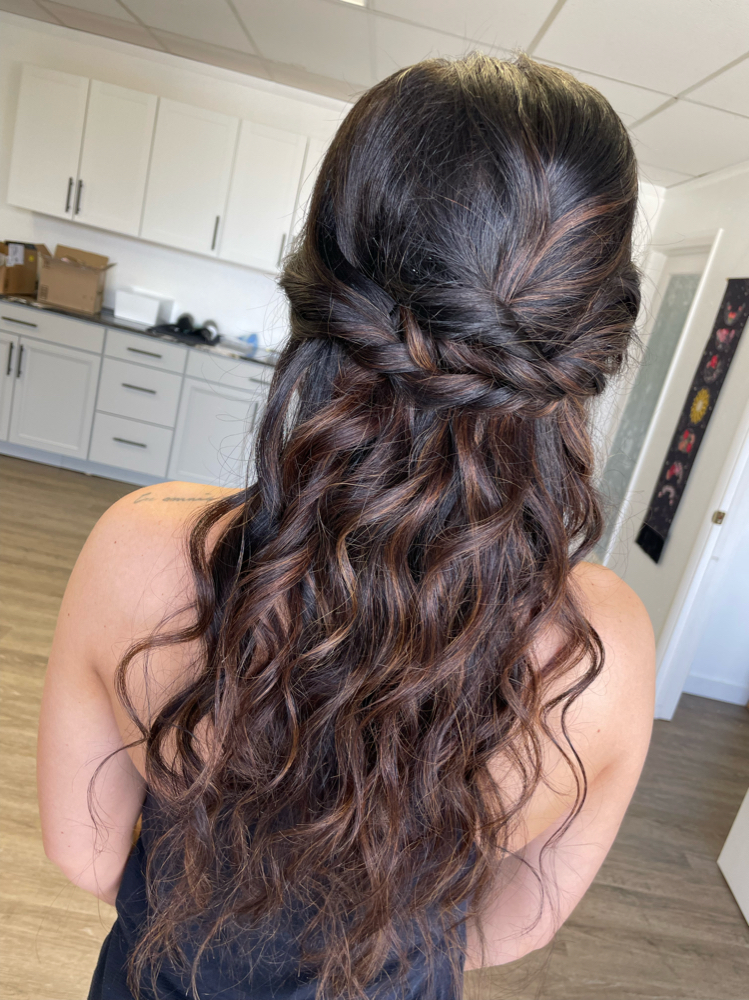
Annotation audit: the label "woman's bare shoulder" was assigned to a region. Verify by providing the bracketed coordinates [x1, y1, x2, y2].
[68, 481, 240, 668]
[563, 560, 656, 773]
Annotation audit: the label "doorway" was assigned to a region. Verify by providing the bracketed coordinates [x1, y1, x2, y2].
[597, 246, 710, 563]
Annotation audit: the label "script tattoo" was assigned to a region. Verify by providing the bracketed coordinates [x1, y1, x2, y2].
[133, 491, 216, 504]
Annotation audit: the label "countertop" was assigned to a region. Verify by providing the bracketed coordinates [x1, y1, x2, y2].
[0, 295, 279, 368]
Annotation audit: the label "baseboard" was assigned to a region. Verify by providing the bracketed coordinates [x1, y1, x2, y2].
[682, 673, 749, 706]
[0, 440, 163, 488]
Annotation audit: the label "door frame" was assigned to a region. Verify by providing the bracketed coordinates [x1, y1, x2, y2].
[654, 399, 749, 719]
[600, 230, 723, 566]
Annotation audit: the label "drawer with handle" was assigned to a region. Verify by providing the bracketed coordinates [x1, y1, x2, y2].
[96, 357, 182, 427]
[185, 349, 271, 392]
[0, 301, 104, 353]
[105, 327, 187, 374]
[88, 411, 173, 477]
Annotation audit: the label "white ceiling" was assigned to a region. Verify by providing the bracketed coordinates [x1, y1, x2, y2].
[2, 0, 748, 187]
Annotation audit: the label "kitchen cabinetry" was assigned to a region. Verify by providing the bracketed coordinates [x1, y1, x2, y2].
[0, 332, 19, 441]
[7, 65, 89, 220]
[0, 301, 271, 486]
[220, 121, 307, 272]
[291, 135, 329, 241]
[7, 63, 325, 273]
[75, 81, 158, 235]
[168, 377, 265, 486]
[140, 99, 239, 255]
[7, 337, 100, 458]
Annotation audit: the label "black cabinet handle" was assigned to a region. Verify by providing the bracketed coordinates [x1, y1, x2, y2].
[65, 177, 74, 213]
[121, 382, 156, 394]
[75, 179, 83, 215]
[1, 315, 37, 328]
[126, 345, 162, 359]
[16, 344, 23, 378]
[211, 215, 220, 251]
[113, 436, 147, 448]
[6, 341, 13, 376]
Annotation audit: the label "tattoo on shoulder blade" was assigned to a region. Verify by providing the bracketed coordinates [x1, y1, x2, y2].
[133, 491, 216, 504]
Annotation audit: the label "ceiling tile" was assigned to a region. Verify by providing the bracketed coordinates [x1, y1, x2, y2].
[686, 56, 749, 118]
[637, 162, 695, 188]
[39, 0, 164, 46]
[123, 0, 255, 54]
[151, 30, 272, 80]
[544, 64, 670, 125]
[232, 0, 375, 88]
[44, 0, 136, 19]
[535, 0, 749, 96]
[631, 100, 749, 177]
[373, 17, 488, 80]
[371, 0, 557, 49]
[0, 0, 62, 22]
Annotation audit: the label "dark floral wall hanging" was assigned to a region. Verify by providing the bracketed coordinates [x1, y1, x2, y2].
[636, 277, 749, 564]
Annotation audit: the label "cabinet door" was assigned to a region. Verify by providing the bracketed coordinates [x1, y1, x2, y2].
[290, 135, 329, 242]
[219, 121, 306, 272]
[168, 377, 265, 487]
[7, 65, 89, 219]
[75, 82, 157, 235]
[8, 338, 100, 458]
[0, 332, 19, 441]
[140, 99, 238, 255]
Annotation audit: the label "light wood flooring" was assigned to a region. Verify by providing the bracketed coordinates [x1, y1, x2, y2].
[1, 454, 748, 1000]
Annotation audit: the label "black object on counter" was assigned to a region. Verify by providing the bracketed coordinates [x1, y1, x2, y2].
[148, 312, 220, 345]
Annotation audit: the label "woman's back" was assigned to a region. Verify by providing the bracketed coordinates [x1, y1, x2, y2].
[38, 52, 656, 1000]
[62, 480, 653, 991]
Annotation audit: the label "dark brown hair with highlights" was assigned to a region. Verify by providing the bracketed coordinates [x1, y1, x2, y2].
[110, 52, 640, 1000]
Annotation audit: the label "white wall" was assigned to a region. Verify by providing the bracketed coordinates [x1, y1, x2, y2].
[0, 13, 349, 348]
[608, 160, 749, 643]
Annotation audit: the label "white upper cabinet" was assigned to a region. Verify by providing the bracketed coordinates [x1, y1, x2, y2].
[140, 99, 239, 255]
[219, 121, 307, 272]
[75, 82, 157, 236]
[290, 135, 329, 242]
[7, 65, 89, 220]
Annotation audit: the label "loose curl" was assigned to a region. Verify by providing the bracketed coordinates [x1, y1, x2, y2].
[108, 53, 640, 1000]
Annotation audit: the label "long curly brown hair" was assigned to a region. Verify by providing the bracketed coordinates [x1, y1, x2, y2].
[108, 52, 640, 1000]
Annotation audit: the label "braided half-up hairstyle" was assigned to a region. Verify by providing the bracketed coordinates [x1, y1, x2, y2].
[115, 52, 641, 1000]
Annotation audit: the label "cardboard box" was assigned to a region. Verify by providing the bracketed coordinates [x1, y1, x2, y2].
[38, 244, 115, 316]
[0, 242, 49, 296]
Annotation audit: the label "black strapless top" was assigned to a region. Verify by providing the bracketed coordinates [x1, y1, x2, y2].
[88, 790, 469, 1000]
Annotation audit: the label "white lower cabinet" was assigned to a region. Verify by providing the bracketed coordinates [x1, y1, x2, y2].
[89, 412, 173, 477]
[8, 337, 100, 458]
[0, 332, 19, 441]
[168, 377, 266, 487]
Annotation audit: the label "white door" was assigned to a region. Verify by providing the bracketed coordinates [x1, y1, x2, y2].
[75, 81, 157, 236]
[140, 99, 238, 255]
[168, 377, 265, 487]
[8, 338, 100, 458]
[7, 64, 89, 220]
[220, 121, 307, 272]
[0, 332, 19, 441]
[682, 435, 749, 705]
[719, 789, 749, 925]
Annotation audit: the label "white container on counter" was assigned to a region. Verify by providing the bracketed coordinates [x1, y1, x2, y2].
[114, 288, 174, 326]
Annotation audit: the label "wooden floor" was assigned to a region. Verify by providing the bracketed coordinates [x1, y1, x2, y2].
[1, 454, 747, 1000]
